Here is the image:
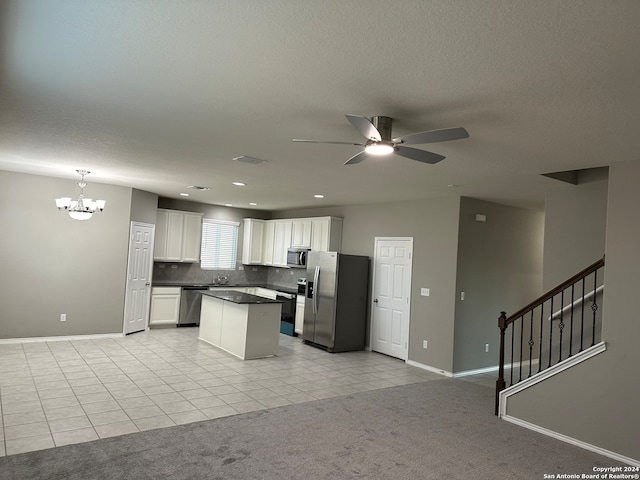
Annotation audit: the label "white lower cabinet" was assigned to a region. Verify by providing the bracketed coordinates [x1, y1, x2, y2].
[149, 287, 181, 327]
[295, 294, 305, 335]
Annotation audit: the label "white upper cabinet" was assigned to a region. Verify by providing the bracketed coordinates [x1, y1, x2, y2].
[154, 209, 203, 262]
[182, 212, 204, 262]
[291, 219, 312, 248]
[262, 220, 275, 266]
[242, 219, 265, 265]
[311, 217, 343, 252]
[272, 219, 292, 266]
[241, 216, 342, 267]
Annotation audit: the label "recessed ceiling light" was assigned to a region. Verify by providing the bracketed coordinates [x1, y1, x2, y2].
[179, 193, 189, 197]
[187, 185, 211, 191]
[224, 203, 233, 207]
[232, 182, 246, 187]
[249, 202, 258, 206]
[314, 194, 324, 199]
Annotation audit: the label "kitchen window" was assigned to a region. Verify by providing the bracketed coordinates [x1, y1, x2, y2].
[200, 219, 239, 270]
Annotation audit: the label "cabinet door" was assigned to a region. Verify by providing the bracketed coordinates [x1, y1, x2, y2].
[291, 219, 312, 248]
[154, 210, 169, 260]
[295, 295, 305, 334]
[262, 221, 275, 266]
[164, 211, 185, 261]
[149, 288, 181, 326]
[311, 217, 342, 252]
[311, 218, 330, 251]
[182, 213, 203, 262]
[272, 220, 292, 266]
[242, 219, 265, 264]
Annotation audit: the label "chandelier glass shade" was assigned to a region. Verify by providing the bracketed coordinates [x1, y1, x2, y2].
[55, 170, 106, 220]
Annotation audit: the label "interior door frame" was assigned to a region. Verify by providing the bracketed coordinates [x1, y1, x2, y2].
[370, 237, 413, 361]
[123, 221, 156, 334]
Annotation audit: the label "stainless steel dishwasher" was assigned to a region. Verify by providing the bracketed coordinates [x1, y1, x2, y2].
[178, 286, 209, 326]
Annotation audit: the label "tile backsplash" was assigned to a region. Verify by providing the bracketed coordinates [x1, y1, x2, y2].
[152, 262, 303, 289]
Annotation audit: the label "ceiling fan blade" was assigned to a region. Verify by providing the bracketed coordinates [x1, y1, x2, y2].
[393, 127, 469, 145]
[345, 114, 382, 142]
[394, 146, 446, 164]
[293, 139, 364, 146]
[344, 150, 370, 165]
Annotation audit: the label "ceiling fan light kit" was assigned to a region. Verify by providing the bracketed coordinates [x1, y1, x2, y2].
[294, 114, 469, 166]
[364, 142, 394, 155]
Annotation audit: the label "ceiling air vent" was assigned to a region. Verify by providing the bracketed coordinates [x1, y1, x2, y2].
[187, 185, 211, 191]
[232, 156, 267, 165]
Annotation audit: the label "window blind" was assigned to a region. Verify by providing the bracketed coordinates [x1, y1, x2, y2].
[200, 219, 239, 270]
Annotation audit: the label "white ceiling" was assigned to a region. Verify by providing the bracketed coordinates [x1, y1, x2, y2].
[1, 1, 639, 211]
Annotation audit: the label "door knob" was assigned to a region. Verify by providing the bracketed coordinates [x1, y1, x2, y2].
[373, 298, 378, 304]
[145, 282, 151, 286]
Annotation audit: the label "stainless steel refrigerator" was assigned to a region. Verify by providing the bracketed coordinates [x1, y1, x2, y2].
[303, 251, 369, 352]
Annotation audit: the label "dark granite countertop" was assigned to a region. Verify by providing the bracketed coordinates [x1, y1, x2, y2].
[201, 290, 283, 305]
[152, 282, 298, 295]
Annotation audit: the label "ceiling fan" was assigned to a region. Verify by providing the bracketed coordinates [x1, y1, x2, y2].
[293, 115, 469, 165]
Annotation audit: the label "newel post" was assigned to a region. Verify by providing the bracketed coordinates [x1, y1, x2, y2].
[495, 311, 507, 416]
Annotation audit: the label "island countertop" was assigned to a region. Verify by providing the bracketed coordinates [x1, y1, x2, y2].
[200, 290, 283, 305]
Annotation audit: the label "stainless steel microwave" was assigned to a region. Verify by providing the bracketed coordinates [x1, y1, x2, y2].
[287, 248, 309, 268]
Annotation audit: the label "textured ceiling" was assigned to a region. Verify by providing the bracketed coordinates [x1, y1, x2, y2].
[1, 1, 639, 211]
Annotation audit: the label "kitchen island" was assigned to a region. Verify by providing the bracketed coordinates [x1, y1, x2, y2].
[199, 290, 282, 360]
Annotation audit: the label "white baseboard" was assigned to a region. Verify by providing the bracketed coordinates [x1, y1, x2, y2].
[406, 359, 453, 377]
[501, 415, 640, 467]
[0, 333, 124, 344]
[452, 359, 541, 378]
[453, 365, 498, 377]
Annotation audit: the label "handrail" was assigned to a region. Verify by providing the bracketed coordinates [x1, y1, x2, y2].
[549, 285, 604, 321]
[503, 256, 604, 327]
[495, 255, 605, 415]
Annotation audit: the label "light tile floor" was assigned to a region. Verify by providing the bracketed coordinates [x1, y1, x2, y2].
[0, 327, 485, 457]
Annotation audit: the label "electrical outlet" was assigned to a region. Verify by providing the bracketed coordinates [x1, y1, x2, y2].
[60, 313, 66, 322]
[485, 343, 489, 353]
[423, 340, 428, 349]
[238, 265, 244, 270]
[420, 288, 430, 296]
[252, 267, 258, 271]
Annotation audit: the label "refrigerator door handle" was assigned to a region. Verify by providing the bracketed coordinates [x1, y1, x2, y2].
[313, 265, 320, 315]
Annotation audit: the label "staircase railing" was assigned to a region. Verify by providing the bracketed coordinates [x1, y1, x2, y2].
[495, 256, 605, 415]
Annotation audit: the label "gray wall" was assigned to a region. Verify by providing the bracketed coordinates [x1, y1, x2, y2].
[0, 171, 133, 338]
[276, 197, 461, 373]
[506, 160, 639, 461]
[542, 167, 608, 290]
[453, 198, 544, 372]
[130, 188, 159, 224]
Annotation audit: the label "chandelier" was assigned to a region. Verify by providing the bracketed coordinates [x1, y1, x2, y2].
[55, 170, 106, 221]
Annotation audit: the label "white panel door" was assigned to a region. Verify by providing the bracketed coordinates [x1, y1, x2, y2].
[124, 222, 155, 335]
[371, 238, 412, 360]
